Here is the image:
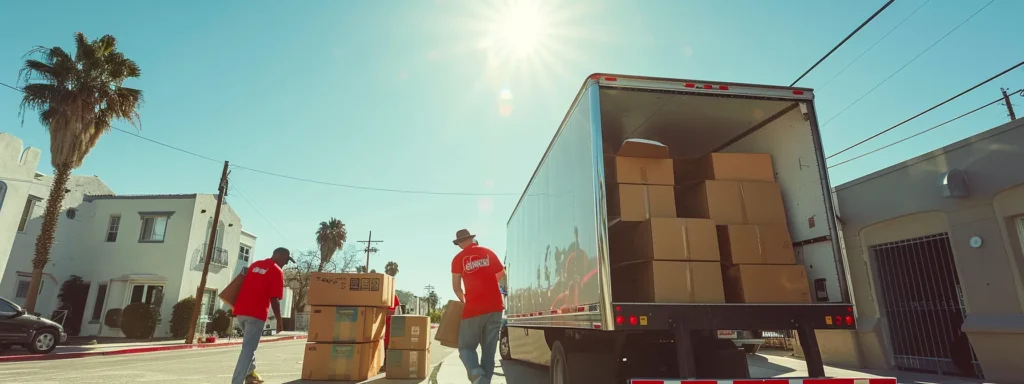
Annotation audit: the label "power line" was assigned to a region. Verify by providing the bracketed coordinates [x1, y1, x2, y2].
[827, 91, 1019, 169]
[229, 182, 290, 243]
[826, 60, 1024, 160]
[2, 81, 513, 197]
[820, 0, 997, 127]
[0, 81, 22, 92]
[790, 0, 895, 86]
[817, 0, 931, 92]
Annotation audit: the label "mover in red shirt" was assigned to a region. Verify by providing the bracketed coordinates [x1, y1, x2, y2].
[381, 294, 401, 369]
[231, 247, 293, 384]
[450, 229, 504, 384]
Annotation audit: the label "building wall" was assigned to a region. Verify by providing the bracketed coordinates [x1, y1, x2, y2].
[0, 133, 42, 286]
[827, 118, 1024, 382]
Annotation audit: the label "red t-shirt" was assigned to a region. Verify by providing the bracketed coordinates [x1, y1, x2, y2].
[233, 259, 284, 322]
[451, 244, 505, 319]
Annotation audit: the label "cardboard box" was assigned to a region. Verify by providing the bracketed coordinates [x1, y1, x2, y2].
[605, 139, 674, 185]
[385, 349, 430, 380]
[610, 218, 719, 265]
[675, 181, 788, 225]
[723, 264, 812, 304]
[308, 272, 394, 307]
[434, 300, 464, 348]
[388, 315, 432, 350]
[607, 184, 676, 222]
[611, 261, 725, 303]
[675, 153, 775, 183]
[717, 224, 796, 265]
[217, 270, 245, 308]
[301, 340, 384, 381]
[307, 306, 386, 343]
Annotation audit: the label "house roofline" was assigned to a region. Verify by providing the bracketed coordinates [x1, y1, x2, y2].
[84, 193, 198, 202]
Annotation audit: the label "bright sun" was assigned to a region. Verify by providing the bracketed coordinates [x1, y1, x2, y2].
[489, 0, 549, 59]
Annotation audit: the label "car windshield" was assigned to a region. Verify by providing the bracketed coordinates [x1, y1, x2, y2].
[0, 297, 20, 314]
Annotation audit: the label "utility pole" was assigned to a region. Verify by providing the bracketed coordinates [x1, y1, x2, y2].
[185, 161, 230, 345]
[1002, 88, 1017, 120]
[357, 231, 382, 272]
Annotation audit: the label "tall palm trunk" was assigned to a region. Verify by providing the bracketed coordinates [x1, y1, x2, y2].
[22, 163, 72, 313]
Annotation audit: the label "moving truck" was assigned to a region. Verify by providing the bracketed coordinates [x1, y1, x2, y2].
[499, 74, 891, 383]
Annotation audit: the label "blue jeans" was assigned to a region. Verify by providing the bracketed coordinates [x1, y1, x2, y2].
[458, 311, 503, 383]
[231, 315, 265, 384]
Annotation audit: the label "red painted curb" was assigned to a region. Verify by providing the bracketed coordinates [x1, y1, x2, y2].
[0, 335, 306, 363]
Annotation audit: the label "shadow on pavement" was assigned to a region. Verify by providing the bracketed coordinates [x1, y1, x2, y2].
[496, 359, 550, 384]
[746, 353, 798, 376]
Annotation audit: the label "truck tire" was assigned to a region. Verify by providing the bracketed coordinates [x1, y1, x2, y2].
[549, 340, 569, 384]
[742, 344, 761, 354]
[499, 327, 512, 360]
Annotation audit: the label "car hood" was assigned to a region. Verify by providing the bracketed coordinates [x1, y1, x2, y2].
[9, 313, 62, 329]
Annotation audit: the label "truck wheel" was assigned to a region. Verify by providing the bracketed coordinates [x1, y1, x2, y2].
[499, 327, 512, 360]
[742, 344, 761, 354]
[549, 341, 569, 384]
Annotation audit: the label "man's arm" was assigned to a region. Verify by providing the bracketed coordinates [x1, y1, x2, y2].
[489, 250, 506, 282]
[452, 274, 465, 303]
[270, 298, 283, 333]
[272, 268, 285, 333]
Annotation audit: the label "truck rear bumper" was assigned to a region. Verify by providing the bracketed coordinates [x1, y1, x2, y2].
[611, 303, 857, 332]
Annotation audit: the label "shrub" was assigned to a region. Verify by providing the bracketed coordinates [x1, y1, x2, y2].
[170, 297, 195, 339]
[428, 310, 442, 324]
[210, 309, 232, 337]
[121, 303, 157, 339]
[104, 309, 122, 328]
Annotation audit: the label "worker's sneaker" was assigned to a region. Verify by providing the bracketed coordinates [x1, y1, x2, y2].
[244, 372, 264, 384]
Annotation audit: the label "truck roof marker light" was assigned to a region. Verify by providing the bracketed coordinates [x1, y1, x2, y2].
[719, 85, 729, 90]
[615, 315, 624, 325]
[604, 76, 618, 81]
[702, 84, 713, 90]
[793, 90, 805, 95]
[684, 83, 695, 88]
[577, 306, 586, 312]
[628, 315, 638, 326]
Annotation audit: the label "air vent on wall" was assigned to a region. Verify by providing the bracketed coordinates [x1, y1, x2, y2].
[940, 169, 969, 198]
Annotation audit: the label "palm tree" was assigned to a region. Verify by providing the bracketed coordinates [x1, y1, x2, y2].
[385, 261, 399, 277]
[18, 33, 143, 312]
[315, 218, 347, 272]
[426, 291, 440, 312]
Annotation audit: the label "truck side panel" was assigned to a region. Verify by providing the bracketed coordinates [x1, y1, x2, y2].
[506, 82, 605, 328]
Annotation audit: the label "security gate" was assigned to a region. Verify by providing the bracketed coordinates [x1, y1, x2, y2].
[872, 233, 981, 378]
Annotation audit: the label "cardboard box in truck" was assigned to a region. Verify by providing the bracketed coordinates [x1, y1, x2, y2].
[308, 272, 394, 307]
[307, 306, 386, 343]
[434, 300, 464, 348]
[610, 218, 719, 265]
[385, 349, 430, 380]
[717, 224, 796, 265]
[388, 315, 431, 350]
[723, 264, 812, 303]
[606, 184, 676, 222]
[301, 340, 384, 381]
[611, 260, 725, 303]
[674, 153, 775, 183]
[675, 180, 787, 225]
[605, 140, 674, 185]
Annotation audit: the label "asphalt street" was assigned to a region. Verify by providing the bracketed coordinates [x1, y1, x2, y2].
[0, 338, 462, 384]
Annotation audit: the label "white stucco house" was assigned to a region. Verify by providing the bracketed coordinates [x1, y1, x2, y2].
[0, 132, 291, 338]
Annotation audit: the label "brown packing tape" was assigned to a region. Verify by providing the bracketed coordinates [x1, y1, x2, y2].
[686, 258, 694, 302]
[754, 225, 764, 264]
[738, 182, 749, 224]
[643, 185, 651, 219]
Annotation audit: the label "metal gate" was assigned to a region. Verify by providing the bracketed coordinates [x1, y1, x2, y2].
[871, 233, 981, 378]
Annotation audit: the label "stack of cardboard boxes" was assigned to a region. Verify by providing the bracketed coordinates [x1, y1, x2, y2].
[384, 315, 432, 380]
[607, 139, 811, 304]
[301, 272, 395, 381]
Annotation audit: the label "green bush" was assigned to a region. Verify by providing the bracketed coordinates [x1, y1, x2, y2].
[169, 297, 195, 339]
[210, 309, 232, 337]
[121, 303, 157, 339]
[104, 309, 122, 328]
[428, 310, 442, 324]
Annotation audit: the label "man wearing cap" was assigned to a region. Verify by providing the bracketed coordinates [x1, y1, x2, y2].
[451, 229, 505, 384]
[231, 247, 293, 384]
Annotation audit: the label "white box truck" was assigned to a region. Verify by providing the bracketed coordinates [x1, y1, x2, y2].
[499, 73, 892, 383]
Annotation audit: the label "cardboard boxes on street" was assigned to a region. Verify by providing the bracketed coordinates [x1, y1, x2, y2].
[301, 272, 395, 380]
[385, 315, 432, 379]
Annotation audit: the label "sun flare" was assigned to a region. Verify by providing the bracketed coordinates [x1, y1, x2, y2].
[490, 0, 549, 59]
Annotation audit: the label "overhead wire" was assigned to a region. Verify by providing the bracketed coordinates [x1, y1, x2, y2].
[790, 0, 895, 86]
[820, 0, 998, 128]
[229, 182, 290, 243]
[826, 60, 1024, 160]
[827, 89, 1021, 169]
[816, 0, 931, 93]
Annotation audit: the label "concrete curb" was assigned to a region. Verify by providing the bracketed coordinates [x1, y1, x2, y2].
[0, 335, 307, 363]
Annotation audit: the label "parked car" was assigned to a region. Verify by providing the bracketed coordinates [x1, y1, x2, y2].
[0, 296, 67, 354]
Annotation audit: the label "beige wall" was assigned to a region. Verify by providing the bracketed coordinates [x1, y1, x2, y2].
[828, 118, 1024, 383]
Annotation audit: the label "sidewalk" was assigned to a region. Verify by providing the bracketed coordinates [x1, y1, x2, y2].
[0, 331, 307, 363]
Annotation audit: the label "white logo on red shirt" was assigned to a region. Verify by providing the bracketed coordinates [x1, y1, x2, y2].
[464, 256, 490, 274]
[252, 267, 268, 275]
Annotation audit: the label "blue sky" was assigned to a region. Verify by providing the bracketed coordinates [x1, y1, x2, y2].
[1, 0, 1022, 301]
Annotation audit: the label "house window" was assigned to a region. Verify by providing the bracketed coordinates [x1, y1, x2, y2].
[129, 284, 164, 305]
[17, 196, 41, 232]
[14, 278, 43, 299]
[239, 244, 251, 263]
[139, 214, 170, 242]
[106, 215, 121, 242]
[91, 284, 108, 321]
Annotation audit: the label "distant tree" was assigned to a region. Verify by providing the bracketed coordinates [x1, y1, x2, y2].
[17, 32, 144, 312]
[427, 291, 440, 312]
[284, 248, 357, 314]
[315, 218, 347, 272]
[54, 275, 89, 336]
[385, 261, 399, 277]
[355, 265, 367, 273]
